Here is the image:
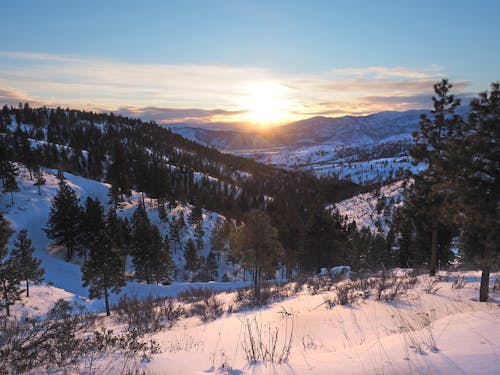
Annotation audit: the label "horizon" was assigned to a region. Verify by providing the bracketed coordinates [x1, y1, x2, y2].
[1, 0, 498, 129]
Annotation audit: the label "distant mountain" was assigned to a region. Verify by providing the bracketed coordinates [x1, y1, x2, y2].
[169, 107, 469, 151]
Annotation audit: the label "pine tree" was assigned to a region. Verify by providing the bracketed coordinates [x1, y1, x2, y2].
[448, 82, 500, 301]
[80, 197, 106, 262]
[33, 167, 46, 195]
[1, 161, 19, 206]
[130, 203, 155, 283]
[195, 221, 205, 251]
[0, 213, 20, 316]
[11, 229, 44, 297]
[150, 227, 172, 285]
[409, 79, 462, 276]
[206, 251, 219, 281]
[184, 238, 198, 276]
[231, 209, 283, 303]
[82, 229, 126, 316]
[45, 177, 82, 260]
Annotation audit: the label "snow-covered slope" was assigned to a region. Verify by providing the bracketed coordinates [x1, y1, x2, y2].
[10, 270, 500, 374]
[334, 180, 406, 233]
[1, 166, 248, 312]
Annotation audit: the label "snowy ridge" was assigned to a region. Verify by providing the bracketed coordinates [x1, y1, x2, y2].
[334, 180, 406, 233]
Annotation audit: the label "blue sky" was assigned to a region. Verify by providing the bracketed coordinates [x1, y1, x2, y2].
[1, 0, 498, 126]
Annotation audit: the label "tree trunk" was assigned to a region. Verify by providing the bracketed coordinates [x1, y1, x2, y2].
[479, 236, 493, 302]
[104, 287, 110, 316]
[26, 280, 29, 297]
[429, 221, 438, 277]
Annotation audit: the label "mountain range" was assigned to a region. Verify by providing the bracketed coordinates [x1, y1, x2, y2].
[169, 107, 470, 151]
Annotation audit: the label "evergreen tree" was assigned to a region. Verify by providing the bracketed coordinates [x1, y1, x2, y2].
[82, 229, 126, 316]
[45, 177, 82, 260]
[130, 203, 155, 283]
[33, 166, 46, 195]
[409, 79, 462, 276]
[195, 221, 205, 251]
[80, 197, 106, 262]
[206, 251, 219, 281]
[1, 161, 19, 206]
[231, 209, 283, 303]
[447, 82, 500, 301]
[184, 238, 198, 276]
[150, 225, 172, 285]
[11, 229, 44, 297]
[0, 213, 20, 316]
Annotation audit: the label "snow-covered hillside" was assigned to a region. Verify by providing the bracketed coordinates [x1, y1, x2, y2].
[9, 270, 500, 374]
[334, 180, 406, 233]
[1, 166, 249, 312]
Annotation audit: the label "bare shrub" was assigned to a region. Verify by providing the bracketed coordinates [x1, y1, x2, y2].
[115, 294, 183, 334]
[334, 282, 358, 306]
[178, 286, 215, 303]
[423, 278, 441, 294]
[240, 314, 294, 364]
[191, 294, 224, 323]
[491, 277, 500, 292]
[306, 274, 344, 295]
[391, 309, 438, 354]
[0, 300, 159, 375]
[452, 276, 466, 289]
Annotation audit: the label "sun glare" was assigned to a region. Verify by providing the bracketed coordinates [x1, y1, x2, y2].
[242, 82, 290, 128]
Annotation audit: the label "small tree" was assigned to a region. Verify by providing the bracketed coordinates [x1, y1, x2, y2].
[45, 177, 82, 260]
[184, 239, 198, 277]
[33, 167, 46, 195]
[231, 210, 284, 303]
[81, 229, 126, 316]
[11, 229, 44, 297]
[0, 213, 20, 316]
[1, 161, 19, 206]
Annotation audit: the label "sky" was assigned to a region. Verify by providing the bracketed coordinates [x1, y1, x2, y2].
[0, 0, 499, 128]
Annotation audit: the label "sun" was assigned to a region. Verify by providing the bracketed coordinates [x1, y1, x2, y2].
[242, 82, 290, 128]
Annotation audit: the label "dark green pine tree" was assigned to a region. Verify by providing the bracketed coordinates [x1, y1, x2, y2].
[184, 238, 199, 277]
[106, 207, 129, 260]
[0, 213, 21, 316]
[130, 203, 154, 283]
[33, 166, 46, 195]
[82, 229, 126, 316]
[80, 197, 106, 262]
[410, 79, 462, 276]
[448, 82, 500, 302]
[106, 141, 132, 206]
[1, 161, 19, 206]
[45, 176, 82, 260]
[195, 221, 205, 251]
[189, 205, 203, 226]
[149, 226, 172, 285]
[11, 229, 44, 297]
[206, 251, 219, 281]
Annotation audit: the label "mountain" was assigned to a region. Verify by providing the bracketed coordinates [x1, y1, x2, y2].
[169, 107, 468, 185]
[169, 109, 431, 151]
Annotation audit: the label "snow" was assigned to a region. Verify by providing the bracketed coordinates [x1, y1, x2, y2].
[2, 168, 499, 375]
[9, 271, 498, 374]
[0, 165, 246, 313]
[334, 180, 406, 233]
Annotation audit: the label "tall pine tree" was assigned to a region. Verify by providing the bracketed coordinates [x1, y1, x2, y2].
[11, 229, 44, 297]
[82, 229, 126, 316]
[45, 175, 82, 260]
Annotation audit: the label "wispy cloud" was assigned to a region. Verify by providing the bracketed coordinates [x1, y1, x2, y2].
[0, 51, 470, 124]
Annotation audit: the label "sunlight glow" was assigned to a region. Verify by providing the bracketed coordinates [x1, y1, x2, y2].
[241, 82, 291, 128]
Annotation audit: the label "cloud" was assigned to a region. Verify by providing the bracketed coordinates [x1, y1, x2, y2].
[110, 106, 248, 123]
[0, 50, 472, 124]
